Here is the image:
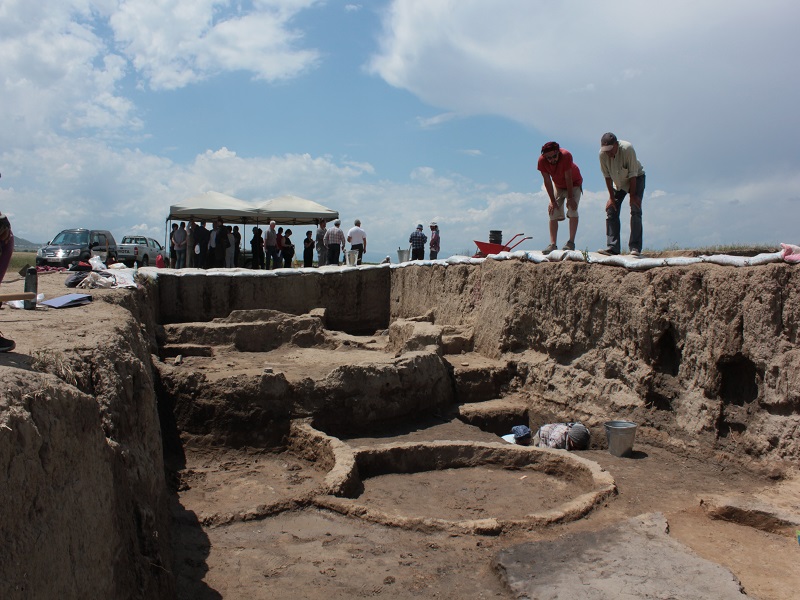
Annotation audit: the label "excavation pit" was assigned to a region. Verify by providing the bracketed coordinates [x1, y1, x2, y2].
[3, 258, 799, 600]
[311, 434, 616, 534]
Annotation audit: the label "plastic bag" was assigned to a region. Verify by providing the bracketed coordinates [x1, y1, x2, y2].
[77, 271, 114, 289]
[89, 255, 107, 271]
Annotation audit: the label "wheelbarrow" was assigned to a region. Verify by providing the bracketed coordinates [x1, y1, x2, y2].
[472, 233, 532, 257]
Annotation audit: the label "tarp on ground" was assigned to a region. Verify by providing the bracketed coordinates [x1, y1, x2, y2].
[167, 191, 261, 223]
[257, 195, 339, 225]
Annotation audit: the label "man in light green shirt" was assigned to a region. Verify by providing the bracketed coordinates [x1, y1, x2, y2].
[598, 132, 646, 256]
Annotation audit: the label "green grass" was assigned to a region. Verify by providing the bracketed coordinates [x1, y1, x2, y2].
[8, 251, 37, 274]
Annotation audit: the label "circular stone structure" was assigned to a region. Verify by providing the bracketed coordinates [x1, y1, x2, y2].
[301, 430, 617, 535]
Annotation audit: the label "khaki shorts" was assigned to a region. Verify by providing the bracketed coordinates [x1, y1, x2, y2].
[549, 186, 581, 221]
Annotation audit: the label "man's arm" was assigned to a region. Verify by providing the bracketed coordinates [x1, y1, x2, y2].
[604, 177, 617, 211]
[541, 173, 557, 215]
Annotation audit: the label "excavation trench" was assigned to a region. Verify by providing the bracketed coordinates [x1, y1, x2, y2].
[2, 259, 799, 600]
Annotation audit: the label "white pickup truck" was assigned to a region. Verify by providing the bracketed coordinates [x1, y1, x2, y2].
[117, 236, 167, 267]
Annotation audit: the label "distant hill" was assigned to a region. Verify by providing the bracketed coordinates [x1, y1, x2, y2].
[12, 236, 42, 251]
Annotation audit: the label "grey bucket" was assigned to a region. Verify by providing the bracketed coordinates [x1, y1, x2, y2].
[397, 248, 410, 262]
[345, 250, 359, 266]
[604, 420, 637, 457]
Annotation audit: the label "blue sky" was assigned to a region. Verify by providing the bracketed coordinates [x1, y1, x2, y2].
[1, 0, 798, 262]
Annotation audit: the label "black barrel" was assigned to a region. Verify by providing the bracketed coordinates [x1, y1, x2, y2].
[488, 230, 502, 245]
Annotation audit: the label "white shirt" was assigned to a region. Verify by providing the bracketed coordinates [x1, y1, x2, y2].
[347, 226, 367, 246]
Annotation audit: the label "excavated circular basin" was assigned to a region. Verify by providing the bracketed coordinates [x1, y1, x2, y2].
[320, 440, 616, 534]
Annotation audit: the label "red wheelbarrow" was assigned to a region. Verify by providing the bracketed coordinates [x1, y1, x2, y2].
[473, 233, 532, 257]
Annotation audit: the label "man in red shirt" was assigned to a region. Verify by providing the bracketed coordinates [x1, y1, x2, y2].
[537, 141, 583, 253]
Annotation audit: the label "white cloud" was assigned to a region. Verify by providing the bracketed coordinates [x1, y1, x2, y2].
[109, 0, 322, 90]
[369, 0, 800, 189]
[416, 112, 459, 129]
[0, 1, 136, 145]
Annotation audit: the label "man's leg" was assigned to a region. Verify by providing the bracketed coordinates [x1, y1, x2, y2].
[544, 191, 566, 253]
[327, 244, 339, 265]
[318, 247, 327, 266]
[565, 187, 580, 248]
[269, 247, 279, 269]
[605, 191, 625, 254]
[629, 174, 646, 253]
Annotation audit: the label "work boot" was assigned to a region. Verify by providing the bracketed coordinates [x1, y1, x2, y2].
[0, 334, 15, 353]
[542, 243, 558, 255]
[562, 240, 575, 251]
[597, 247, 619, 256]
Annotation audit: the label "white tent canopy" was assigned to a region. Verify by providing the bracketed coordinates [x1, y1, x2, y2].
[167, 191, 339, 225]
[168, 191, 261, 223]
[256, 195, 339, 224]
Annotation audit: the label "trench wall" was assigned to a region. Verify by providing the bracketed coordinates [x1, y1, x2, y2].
[156, 267, 391, 332]
[0, 285, 174, 600]
[390, 260, 800, 463]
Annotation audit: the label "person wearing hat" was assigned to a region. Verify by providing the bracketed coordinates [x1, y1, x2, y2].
[409, 224, 427, 260]
[598, 132, 646, 257]
[533, 422, 591, 450]
[537, 141, 583, 254]
[429, 222, 440, 260]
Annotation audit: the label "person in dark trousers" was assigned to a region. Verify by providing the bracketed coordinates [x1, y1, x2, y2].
[264, 221, 280, 269]
[232, 225, 242, 267]
[598, 132, 646, 257]
[303, 230, 314, 267]
[281, 229, 295, 268]
[409, 224, 427, 260]
[250, 227, 264, 269]
[323, 219, 346, 266]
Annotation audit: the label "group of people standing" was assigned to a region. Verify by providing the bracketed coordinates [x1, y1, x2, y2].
[169, 218, 242, 269]
[249, 221, 296, 270]
[537, 132, 645, 257]
[314, 218, 368, 267]
[167, 217, 374, 270]
[408, 222, 440, 260]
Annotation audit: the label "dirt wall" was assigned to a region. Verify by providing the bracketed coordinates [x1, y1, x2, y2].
[390, 260, 800, 464]
[156, 268, 391, 333]
[0, 286, 174, 600]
